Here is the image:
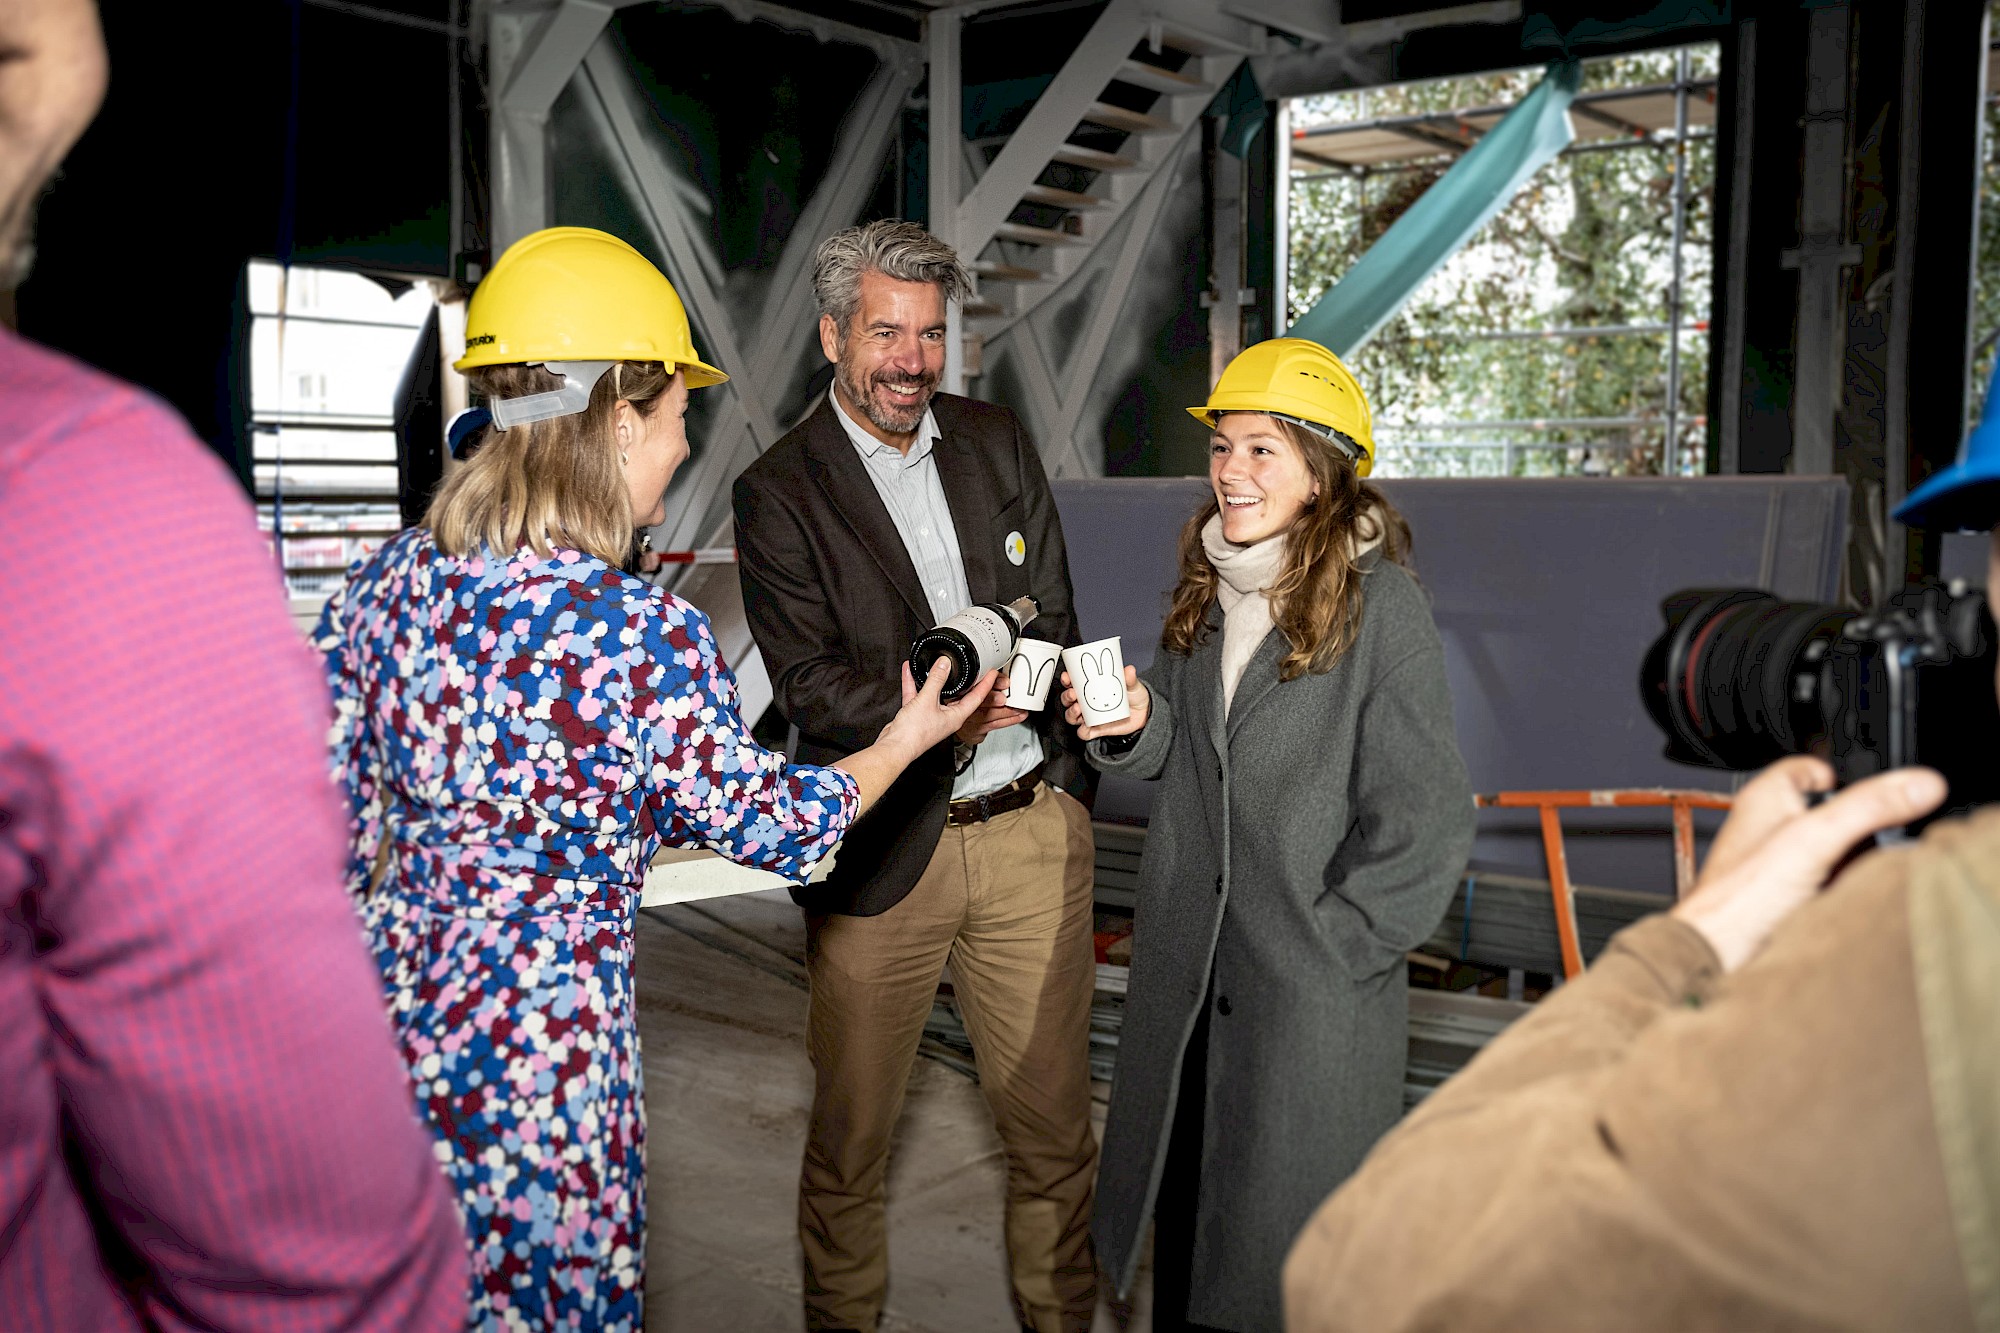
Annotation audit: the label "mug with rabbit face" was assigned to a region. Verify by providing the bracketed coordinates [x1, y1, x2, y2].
[1061, 637, 1130, 725]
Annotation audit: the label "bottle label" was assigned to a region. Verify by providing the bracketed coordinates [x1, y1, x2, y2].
[936, 606, 1016, 676]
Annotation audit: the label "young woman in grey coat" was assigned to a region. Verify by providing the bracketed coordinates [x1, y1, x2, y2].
[1061, 339, 1473, 1332]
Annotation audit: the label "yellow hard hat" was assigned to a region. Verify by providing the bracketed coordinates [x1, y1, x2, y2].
[455, 226, 728, 389]
[1189, 338, 1375, 477]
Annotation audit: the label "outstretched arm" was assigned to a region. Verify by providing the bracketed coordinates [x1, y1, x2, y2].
[637, 599, 990, 881]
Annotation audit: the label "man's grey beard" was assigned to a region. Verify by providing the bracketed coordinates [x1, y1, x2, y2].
[835, 349, 936, 436]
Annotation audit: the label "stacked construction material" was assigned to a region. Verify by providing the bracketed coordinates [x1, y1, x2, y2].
[1421, 870, 1663, 978]
[1404, 988, 1532, 1108]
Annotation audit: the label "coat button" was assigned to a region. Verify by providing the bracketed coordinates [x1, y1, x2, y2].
[1216, 995, 1232, 1017]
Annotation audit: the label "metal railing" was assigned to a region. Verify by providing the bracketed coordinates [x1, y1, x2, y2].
[1474, 788, 1734, 979]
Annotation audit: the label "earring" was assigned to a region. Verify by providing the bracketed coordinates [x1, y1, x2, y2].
[620, 450, 630, 466]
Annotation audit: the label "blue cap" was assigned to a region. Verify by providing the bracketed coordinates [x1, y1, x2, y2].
[447, 406, 493, 461]
[1895, 356, 2000, 532]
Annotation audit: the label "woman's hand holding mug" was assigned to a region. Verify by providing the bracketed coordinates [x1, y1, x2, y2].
[1061, 665, 1150, 742]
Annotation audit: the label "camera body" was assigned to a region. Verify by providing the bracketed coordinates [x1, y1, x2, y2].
[1642, 582, 2000, 827]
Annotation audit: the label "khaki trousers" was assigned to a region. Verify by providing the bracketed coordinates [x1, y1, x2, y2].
[800, 783, 1101, 1333]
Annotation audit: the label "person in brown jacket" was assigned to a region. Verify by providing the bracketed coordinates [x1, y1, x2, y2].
[1284, 519, 2000, 1324]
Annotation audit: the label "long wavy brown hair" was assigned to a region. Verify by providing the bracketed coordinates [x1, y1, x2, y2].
[426, 361, 673, 564]
[1162, 416, 1413, 681]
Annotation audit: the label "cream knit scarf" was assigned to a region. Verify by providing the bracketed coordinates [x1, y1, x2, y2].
[1202, 505, 1385, 714]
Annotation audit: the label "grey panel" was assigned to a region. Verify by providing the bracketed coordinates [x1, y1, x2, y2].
[1940, 531, 1993, 588]
[1052, 475, 1850, 896]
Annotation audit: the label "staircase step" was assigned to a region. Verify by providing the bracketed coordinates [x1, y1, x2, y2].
[972, 260, 1046, 283]
[1051, 143, 1139, 173]
[996, 220, 1087, 247]
[1115, 58, 1212, 96]
[1022, 182, 1106, 209]
[1150, 18, 1256, 56]
[963, 297, 1006, 318]
[1083, 101, 1176, 135]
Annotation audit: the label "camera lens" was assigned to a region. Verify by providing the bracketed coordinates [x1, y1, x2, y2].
[1640, 590, 1854, 771]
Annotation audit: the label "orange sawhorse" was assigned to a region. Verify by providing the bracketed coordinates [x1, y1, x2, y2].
[1472, 789, 1736, 981]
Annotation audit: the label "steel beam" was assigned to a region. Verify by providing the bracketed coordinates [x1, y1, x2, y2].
[928, 8, 965, 395]
[1205, 119, 1246, 387]
[1336, 0, 1518, 49]
[1272, 98, 1290, 328]
[1713, 19, 1755, 475]
[1060, 135, 1181, 440]
[706, 0, 920, 61]
[493, 7, 922, 567]
[1884, 3, 1927, 535]
[580, 44, 767, 432]
[585, 40, 915, 558]
[1780, 1, 1858, 477]
[490, 0, 616, 253]
[1009, 318, 1074, 476]
[754, 59, 923, 389]
[1051, 152, 1182, 475]
[687, 57, 922, 554]
[572, 41, 765, 562]
[1664, 47, 1690, 474]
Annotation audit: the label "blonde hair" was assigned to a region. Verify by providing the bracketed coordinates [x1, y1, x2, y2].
[426, 361, 673, 564]
[1162, 417, 1413, 681]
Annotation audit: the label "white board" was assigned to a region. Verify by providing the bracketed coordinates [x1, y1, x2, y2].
[640, 841, 838, 908]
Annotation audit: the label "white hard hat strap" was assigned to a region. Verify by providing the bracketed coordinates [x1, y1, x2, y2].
[490, 360, 615, 430]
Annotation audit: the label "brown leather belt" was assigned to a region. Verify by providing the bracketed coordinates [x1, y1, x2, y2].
[945, 766, 1044, 826]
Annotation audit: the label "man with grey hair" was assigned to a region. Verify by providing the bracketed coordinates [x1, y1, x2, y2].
[734, 219, 1100, 1333]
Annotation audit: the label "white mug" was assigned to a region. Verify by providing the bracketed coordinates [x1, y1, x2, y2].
[1004, 638, 1063, 710]
[1061, 637, 1131, 726]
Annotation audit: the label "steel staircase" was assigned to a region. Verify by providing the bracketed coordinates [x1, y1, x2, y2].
[949, 9, 1260, 345]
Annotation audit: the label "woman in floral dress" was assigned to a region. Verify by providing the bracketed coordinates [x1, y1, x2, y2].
[313, 227, 990, 1332]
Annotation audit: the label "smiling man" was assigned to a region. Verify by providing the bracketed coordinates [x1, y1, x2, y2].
[733, 220, 1099, 1333]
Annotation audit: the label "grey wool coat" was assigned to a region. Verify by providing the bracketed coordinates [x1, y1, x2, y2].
[1089, 556, 1473, 1332]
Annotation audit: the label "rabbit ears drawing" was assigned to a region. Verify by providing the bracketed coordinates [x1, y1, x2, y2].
[1075, 648, 1121, 704]
[1008, 652, 1056, 694]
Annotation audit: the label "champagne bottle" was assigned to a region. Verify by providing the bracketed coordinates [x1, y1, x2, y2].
[910, 595, 1040, 702]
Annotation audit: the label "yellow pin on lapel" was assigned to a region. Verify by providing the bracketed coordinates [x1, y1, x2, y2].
[1004, 531, 1026, 566]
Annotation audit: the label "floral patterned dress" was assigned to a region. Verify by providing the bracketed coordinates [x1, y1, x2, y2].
[314, 530, 857, 1332]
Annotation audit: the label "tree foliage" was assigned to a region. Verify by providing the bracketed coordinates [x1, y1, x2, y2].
[1288, 47, 1717, 477]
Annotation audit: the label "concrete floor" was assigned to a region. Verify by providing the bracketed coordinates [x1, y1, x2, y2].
[636, 890, 1155, 1333]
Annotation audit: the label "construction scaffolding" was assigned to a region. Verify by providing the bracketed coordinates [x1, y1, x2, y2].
[1287, 48, 1718, 479]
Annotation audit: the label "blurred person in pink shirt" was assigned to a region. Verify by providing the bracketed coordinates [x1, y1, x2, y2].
[0, 2, 468, 1327]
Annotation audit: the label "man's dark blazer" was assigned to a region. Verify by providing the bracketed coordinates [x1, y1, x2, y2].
[732, 392, 1085, 917]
